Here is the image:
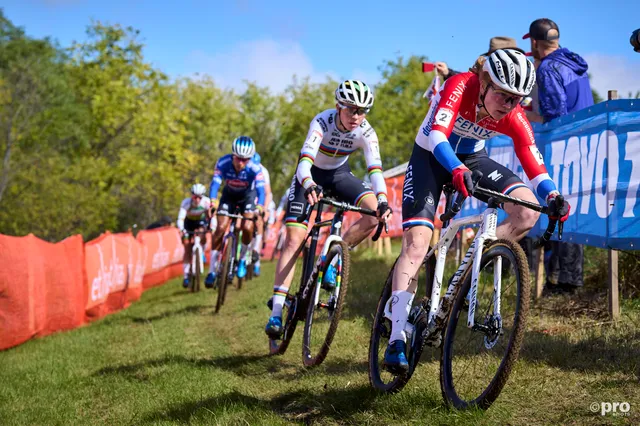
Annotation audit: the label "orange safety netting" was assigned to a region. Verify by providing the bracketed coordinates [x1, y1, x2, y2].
[0, 227, 185, 351]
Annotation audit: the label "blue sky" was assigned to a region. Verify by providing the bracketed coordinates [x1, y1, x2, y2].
[4, 0, 640, 97]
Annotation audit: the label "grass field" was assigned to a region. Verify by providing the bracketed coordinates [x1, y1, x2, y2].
[1, 248, 639, 425]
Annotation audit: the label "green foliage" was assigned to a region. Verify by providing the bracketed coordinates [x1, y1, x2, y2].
[0, 13, 507, 242]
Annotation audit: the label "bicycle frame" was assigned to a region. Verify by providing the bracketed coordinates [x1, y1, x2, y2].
[191, 233, 205, 276]
[424, 201, 499, 336]
[299, 201, 346, 308]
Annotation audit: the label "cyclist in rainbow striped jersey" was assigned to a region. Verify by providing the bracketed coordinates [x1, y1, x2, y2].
[265, 80, 393, 337]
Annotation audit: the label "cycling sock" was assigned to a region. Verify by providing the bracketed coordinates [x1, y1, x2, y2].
[183, 262, 190, 279]
[389, 290, 415, 344]
[254, 234, 263, 254]
[271, 285, 288, 318]
[209, 250, 220, 273]
[240, 243, 248, 260]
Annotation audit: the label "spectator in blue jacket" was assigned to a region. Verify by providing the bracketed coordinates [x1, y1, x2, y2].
[525, 18, 591, 293]
[524, 18, 594, 122]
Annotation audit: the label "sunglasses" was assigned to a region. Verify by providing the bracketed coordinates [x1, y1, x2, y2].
[490, 84, 523, 106]
[233, 156, 251, 163]
[338, 103, 370, 116]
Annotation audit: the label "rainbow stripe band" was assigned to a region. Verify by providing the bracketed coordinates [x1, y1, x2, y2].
[273, 286, 288, 297]
[355, 191, 375, 207]
[301, 176, 313, 187]
[285, 217, 308, 229]
[502, 182, 528, 195]
[299, 154, 315, 164]
[318, 145, 352, 157]
[367, 165, 383, 174]
[376, 192, 388, 201]
[402, 217, 434, 230]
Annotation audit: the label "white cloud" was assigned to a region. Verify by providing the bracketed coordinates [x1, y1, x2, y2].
[185, 40, 336, 94]
[583, 53, 640, 98]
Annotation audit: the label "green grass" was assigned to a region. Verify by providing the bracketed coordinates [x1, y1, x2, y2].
[1, 249, 639, 425]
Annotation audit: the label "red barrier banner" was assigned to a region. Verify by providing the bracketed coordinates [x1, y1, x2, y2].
[0, 234, 85, 351]
[84, 232, 147, 320]
[136, 226, 184, 288]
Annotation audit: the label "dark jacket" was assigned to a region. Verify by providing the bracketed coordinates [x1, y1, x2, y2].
[537, 47, 594, 122]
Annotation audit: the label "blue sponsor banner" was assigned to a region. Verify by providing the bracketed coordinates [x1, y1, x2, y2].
[459, 100, 640, 250]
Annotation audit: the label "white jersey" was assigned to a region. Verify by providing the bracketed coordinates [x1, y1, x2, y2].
[261, 165, 271, 187]
[177, 196, 211, 230]
[296, 109, 387, 201]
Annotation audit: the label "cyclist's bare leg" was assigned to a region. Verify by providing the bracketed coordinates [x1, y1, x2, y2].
[182, 237, 194, 279]
[389, 225, 433, 343]
[343, 194, 378, 247]
[269, 225, 307, 319]
[241, 212, 255, 245]
[209, 215, 230, 272]
[496, 187, 540, 242]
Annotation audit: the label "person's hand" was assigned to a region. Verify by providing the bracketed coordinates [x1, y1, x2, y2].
[547, 194, 570, 222]
[435, 62, 449, 77]
[452, 165, 474, 197]
[377, 201, 393, 222]
[304, 184, 323, 206]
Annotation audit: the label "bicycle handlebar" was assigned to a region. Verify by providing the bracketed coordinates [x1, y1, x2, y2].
[212, 208, 250, 221]
[439, 171, 563, 245]
[297, 193, 387, 241]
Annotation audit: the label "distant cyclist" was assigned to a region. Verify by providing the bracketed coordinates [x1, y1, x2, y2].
[205, 136, 265, 287]
[249, 151, 273, 277]
[265, 80, 393, 338]
[177, 183, 212, 288]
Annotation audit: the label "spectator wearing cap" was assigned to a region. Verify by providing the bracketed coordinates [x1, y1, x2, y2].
[435, 36, 525, 80]
[524, 18, 594, 122]
[525, 18, 591, 294]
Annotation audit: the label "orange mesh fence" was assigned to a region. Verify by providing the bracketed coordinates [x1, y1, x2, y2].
[0, 234, 85, 351]
[84, 232, 147, 321]
[1, 227, 185, 351]
[136, 226, 184, 289]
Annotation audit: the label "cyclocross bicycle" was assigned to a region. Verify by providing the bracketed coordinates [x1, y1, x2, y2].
[185, 229, 207, 293]
[368, 171, 563, 410]
[212, 209, 255, 313]
[269, 193, 386, 367]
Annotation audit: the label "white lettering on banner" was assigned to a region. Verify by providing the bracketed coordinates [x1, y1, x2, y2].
[579, 134, 599, 215]
[595, 131, 619, 218]
[624, 131, 640, 218]
[152, 233, 170, 270]
[172, 232, 184, 263]
[563, 136, 581, 216]
[549, 140, 564, 192]
[90, 244, 126, 302]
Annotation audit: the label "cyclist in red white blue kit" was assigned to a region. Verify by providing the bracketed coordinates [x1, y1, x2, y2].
[383, 49, 571, 373]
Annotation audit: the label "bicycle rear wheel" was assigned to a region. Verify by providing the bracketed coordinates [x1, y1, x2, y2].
[440, 239, 530, 410]
[269, 245, 309, 356]
[302, 241, 349, 367]
[215, 239, 231, 314]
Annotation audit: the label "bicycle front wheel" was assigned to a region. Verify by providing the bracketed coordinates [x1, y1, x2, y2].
[440, 239, 530, 410]
[302, 241, 349, 367]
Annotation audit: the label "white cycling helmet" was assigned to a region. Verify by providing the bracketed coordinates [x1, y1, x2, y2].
[191, 183, 206, 196]
[483, 49, 536, 97]
[231, 136, 256, 159]
[335, 80, 374, 109]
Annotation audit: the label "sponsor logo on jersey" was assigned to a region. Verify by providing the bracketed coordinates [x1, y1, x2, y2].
[317, 117, 328, 133]
[488, 170, 503, 181]
[529, 145, 544, 165]
[289, 202, 304, 215]
[454, 116, 496, 140]
[328, 114, 334, 124]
